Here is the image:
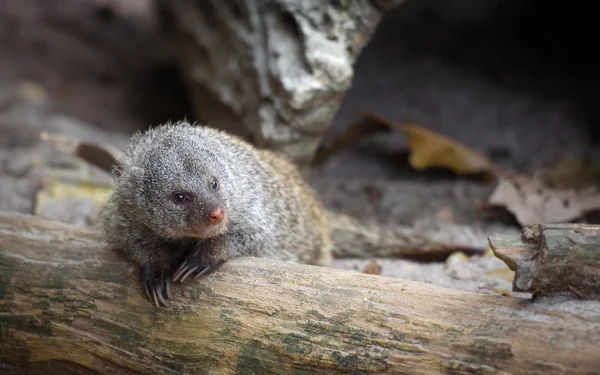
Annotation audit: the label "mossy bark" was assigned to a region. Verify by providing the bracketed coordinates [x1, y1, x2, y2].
[1, 213, 599, 375]
[489, 223, 600, 300]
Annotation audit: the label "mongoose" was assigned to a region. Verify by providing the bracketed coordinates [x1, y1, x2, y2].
[99, 121, 477, 307]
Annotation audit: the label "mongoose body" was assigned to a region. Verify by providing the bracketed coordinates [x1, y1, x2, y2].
[100, 121, 476, 307]
[99, 121, 332, 306]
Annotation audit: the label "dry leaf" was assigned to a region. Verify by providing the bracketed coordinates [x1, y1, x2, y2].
[484, 267, 515, 283]
[487, 172, 600, 226]
[362, 260, 382, 275]
[35, 179, 113, 226]
[314, 112, 502, 180]
[36, 179, 113, 211]
[41, 132, 122, 174]
[491, 288, 512, 297]
[313, 113, 392, 164]
[395, 123, 500, 176]
[444, 251, 469, 269]
[482, 247, 495, 257]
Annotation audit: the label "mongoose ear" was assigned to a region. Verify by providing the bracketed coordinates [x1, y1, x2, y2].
[111, 161, 124, 178]
[113, 163, 144, 185]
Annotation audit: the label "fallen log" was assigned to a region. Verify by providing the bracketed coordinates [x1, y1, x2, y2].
[0, 212, 599, 375]
[489, 223, 600, 300]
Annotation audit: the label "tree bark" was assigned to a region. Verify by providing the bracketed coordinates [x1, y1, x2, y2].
[0, 212, 599, 375]
[489, 223, 600, 300]
[154, 0, 398, 162]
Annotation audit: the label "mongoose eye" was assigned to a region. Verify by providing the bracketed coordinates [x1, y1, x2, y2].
[172, 193, 187, 203]
[210, 178, 218, 190]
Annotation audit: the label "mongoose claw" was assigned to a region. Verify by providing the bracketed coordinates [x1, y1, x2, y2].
[142, 267, 171, 307]
[172, 256, 219, 283]
[171, 260, 190, 282]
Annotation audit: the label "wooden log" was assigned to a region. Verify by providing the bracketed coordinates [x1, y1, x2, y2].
[0, 212, 599, 375]
[489, 223, 600, 300]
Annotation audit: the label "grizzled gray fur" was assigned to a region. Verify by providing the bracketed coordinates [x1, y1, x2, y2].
[99, 121, 332, 306]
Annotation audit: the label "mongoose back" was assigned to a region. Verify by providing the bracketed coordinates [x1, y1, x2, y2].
[99, 121, 332, 306]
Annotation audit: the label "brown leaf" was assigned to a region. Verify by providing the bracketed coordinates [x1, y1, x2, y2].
[312, 112, 392, 164]
[362, 260, 382, 275]
[313, 112, 502, 180]
[487, 172, 600, 226]
[40, 132, 121, 174]
[394, 123, 501, 176]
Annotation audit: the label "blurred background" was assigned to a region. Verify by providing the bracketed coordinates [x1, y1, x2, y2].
[1, 0, 598, 296]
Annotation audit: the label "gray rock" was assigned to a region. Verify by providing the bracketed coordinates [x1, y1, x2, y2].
[155, 0, 395, 162]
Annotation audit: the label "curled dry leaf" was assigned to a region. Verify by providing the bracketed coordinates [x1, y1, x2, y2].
[314, 112, 502, 180]
[395, 123, 501, 176]
[40, 132, 122, 174]
[313, 112, 392, 164]
[487, 172, 600, 226]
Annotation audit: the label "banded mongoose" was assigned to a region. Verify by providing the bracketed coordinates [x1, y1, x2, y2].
[99, 121, 470, 307]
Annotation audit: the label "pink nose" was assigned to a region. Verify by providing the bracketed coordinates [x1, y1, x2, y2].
[208, 209, 224, 224]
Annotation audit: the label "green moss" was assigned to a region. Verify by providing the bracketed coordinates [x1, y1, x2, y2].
[93, 319, 146, 349]
[0, 315, 53, 337]
[279, 332, 314, 356]
[467, 338, 513, 362]
[236, 338, 284, 375]
[220, 308, 242, 328]
[36, 269, 66, 290]
[32, 300, 51, 309]
[308, 309, 327, 320]
[0, 252, 16, 298]
[331, 351, 362, 370]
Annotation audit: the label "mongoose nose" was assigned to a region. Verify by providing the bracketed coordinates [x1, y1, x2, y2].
[208, 208, 224, 224]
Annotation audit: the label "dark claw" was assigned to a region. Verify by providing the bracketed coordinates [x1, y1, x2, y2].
[142, 267, 172, 307]
[172, 260, 189, 282]
[194, 265, 212, 280]
[156, 287, 168, 306]
[165, 279, 173, 300]
[179, 265, 199, 282]
[173, 254, 221, 283]
[145, 283, 152, 301]
[152, 288, 160, 308]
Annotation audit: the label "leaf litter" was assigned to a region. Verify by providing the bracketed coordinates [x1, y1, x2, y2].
[315, 112, 600, 227]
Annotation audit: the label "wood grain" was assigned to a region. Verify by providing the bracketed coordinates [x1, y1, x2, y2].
[0, 212, 599, 374]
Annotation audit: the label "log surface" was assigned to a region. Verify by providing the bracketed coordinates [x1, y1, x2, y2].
[1, 213, 599, 375]
[489, 223, 600, 300]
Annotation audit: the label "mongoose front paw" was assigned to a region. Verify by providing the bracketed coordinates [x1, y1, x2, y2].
[171, 256, 220, 283]
[142, 267, 172, 307]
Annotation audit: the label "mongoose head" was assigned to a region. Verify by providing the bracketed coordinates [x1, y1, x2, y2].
[119, 126, 233, 239]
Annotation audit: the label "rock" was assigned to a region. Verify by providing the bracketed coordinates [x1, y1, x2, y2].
[155, 0, 395, 162]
